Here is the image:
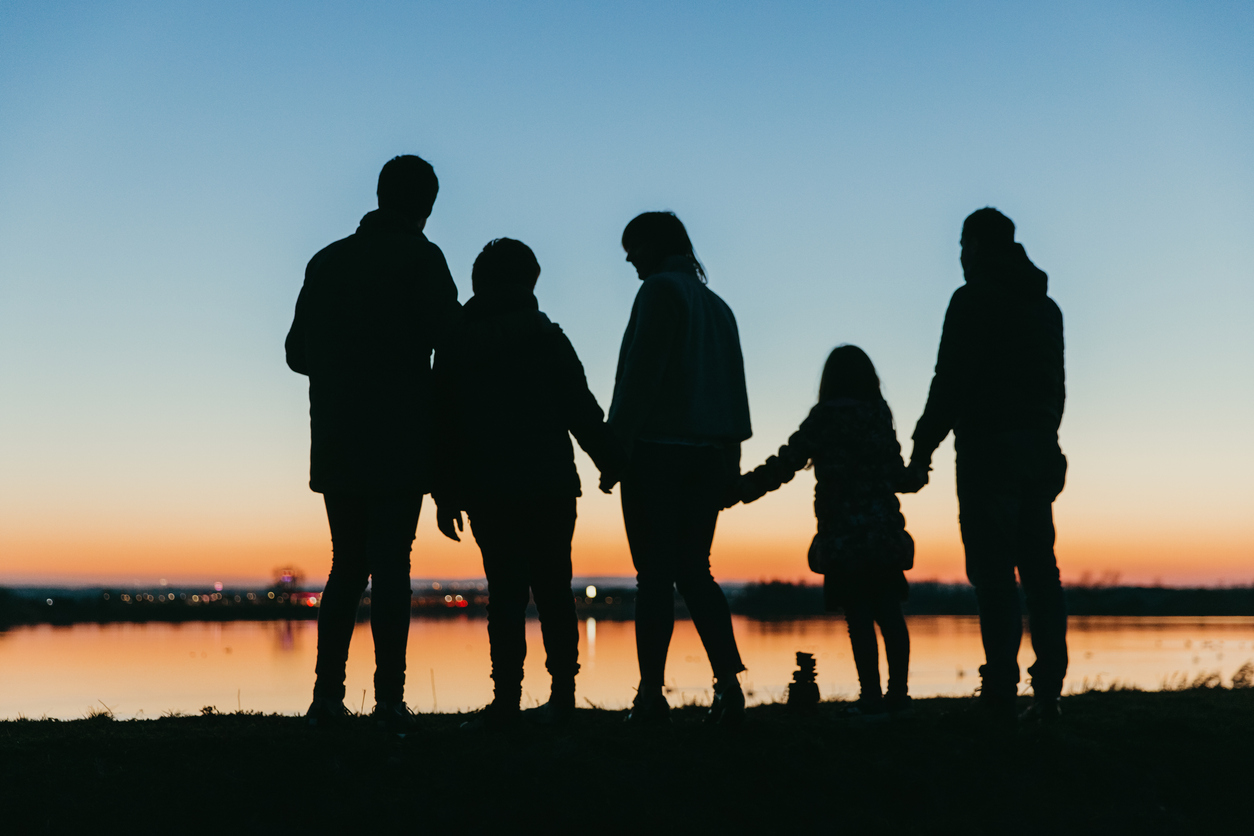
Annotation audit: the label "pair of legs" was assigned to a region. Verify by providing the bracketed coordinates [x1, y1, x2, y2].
[829, 574, 910, 702]
[622, 441, 745, 693]
[314, 492, 421, 706]
[469, 496, 580, 709]
[957, 431, 1069, 702]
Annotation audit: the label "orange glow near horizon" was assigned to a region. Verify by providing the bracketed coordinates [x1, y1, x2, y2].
[2, 454, 1249, 588]
[2, 521, 1251, 589]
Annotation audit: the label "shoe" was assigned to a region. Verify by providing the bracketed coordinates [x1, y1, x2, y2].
[1020, 696, 1062, 724]
[885, 693, 915, 719]
[304, 696, 351, 730]
[706, 680, 746, 727]
[843, 697, 889, 723]
[371, 700, 418, 734]
[526, 696, 576, 727]
[459, 700, 520, 732]
[624, 691, 671, 725]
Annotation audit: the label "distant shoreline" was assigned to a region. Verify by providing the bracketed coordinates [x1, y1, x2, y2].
[4, 580, 1254, 626]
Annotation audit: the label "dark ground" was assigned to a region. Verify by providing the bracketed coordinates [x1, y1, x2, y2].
[3, 689, 1252, 835]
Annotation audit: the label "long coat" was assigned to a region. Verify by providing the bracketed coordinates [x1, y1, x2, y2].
[285, 208, 460, 494]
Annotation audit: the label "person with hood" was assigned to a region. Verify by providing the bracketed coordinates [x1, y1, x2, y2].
[433, 238, 622, 729]
[907, 207, 1068, 725]
[286, 155, 460, 732]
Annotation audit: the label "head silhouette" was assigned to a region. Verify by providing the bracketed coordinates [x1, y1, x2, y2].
[962, 206, 1015, 250]
[377, 155, 439, 220]
[818, 345, 882, 403]
[472, 238, 541, 295]
[621, 211, 706, 282]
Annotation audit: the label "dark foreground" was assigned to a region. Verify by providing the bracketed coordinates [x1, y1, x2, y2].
[3, 689, 1252, 835]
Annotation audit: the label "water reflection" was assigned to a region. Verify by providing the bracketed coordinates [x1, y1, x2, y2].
[0, 616, 1250, 720]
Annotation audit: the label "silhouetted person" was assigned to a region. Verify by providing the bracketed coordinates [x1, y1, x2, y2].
[604, 212, 751, 725]
[433, 239, 622, 729]
[907, 207, 1068, 724]
[285, 155, 459, 731]
[733, 346, 919, 718]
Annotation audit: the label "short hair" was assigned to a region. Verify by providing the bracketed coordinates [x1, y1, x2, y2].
[818, 344, 882, 403]
[961, 207, 1016, 248]
[377, 155, 438, 219]
[621, 211, 707, 282]
[472, 238, 541, 294]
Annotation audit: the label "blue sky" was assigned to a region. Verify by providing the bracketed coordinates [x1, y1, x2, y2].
[1, 1, 1251, 583]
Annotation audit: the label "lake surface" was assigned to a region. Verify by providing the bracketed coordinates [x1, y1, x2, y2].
[2, 615, 1252, 720]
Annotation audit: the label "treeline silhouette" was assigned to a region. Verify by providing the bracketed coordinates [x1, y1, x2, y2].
[5, 582, 1254, 627]
[731, 581, 1254, 619]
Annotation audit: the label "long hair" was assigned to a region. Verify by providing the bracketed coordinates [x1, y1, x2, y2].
[620, 211, 707, 282]
[818, 344, 882, 403]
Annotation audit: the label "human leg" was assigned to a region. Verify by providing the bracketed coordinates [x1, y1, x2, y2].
[526, 497, 580, 703]
[363, 494, 421, 706]
[314, 493, 372, 702]
[957, 460, 1025, 704]
[663, 445, 745, 682]
[621, 450, 678, 693]
[871, 594, 910, 701]
[469, 506, 532, 710]
[1017, 487, 1067, 700]
[843, 599, 883, 701]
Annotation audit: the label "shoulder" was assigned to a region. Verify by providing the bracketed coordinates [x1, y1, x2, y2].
[1043, 294, 1063, 322]
[637, 273, 688, 302]
[306, 234, 355, 277]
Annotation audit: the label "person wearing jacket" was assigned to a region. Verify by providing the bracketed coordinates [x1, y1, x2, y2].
[907, 207, 1068, 724]
[604, 211, 752, 726]
[434, 238, 622, 729]
[285, 155, 460, 731]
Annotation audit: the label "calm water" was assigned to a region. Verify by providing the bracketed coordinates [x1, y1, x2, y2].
[2, 616, 1251, 720]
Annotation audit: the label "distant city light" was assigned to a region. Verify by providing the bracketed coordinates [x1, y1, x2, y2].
[46, 598, 53, 606]
[214, 582, 223, 591]
[159, 579, 168, 586]
[432, 582, 441, 590]
[586, 585, 597, 599]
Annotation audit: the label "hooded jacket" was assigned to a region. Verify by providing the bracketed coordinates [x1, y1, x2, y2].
[285, 209, 460, 494]
[432, 288, 622, 509]
[911, 243, 1065, 462]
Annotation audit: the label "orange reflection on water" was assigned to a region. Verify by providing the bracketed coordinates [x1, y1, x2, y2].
[1, 616, 1252, 720]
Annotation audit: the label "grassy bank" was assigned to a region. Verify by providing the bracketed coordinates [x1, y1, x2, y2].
[3, 688, 1251, 834]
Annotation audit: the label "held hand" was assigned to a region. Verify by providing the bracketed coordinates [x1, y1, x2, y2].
[436, 506, 464, 542]
[599, 470, 621, 495]
[901, 460, 930, 494]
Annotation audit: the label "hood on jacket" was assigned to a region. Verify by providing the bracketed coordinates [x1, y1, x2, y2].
[356, 208, 426, 236]
[963, 242, 1048, 295]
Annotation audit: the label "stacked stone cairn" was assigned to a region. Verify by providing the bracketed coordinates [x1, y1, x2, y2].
[787, 651, 820, 710]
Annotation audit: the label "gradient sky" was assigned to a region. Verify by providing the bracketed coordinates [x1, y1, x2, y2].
[1, 1, 1251, 587]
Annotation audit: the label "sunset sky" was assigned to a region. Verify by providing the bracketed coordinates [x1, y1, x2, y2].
[1, 2, 1251, 587]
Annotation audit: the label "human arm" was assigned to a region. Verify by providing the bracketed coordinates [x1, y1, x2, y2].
[607, 279, 682, 456]
[908, 289, 968, 477]
[549, 326, 627, 492]
[733, 409, 823, 506]
[417, 242, 462, 351]
[284, 268, 314, 375]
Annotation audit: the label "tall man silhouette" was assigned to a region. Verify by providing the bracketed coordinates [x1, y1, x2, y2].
[286, 155, 459, 730]
[908, 208, 1068, 723]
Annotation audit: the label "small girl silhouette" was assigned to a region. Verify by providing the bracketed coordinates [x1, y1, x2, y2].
[734, 345, 922, 717]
